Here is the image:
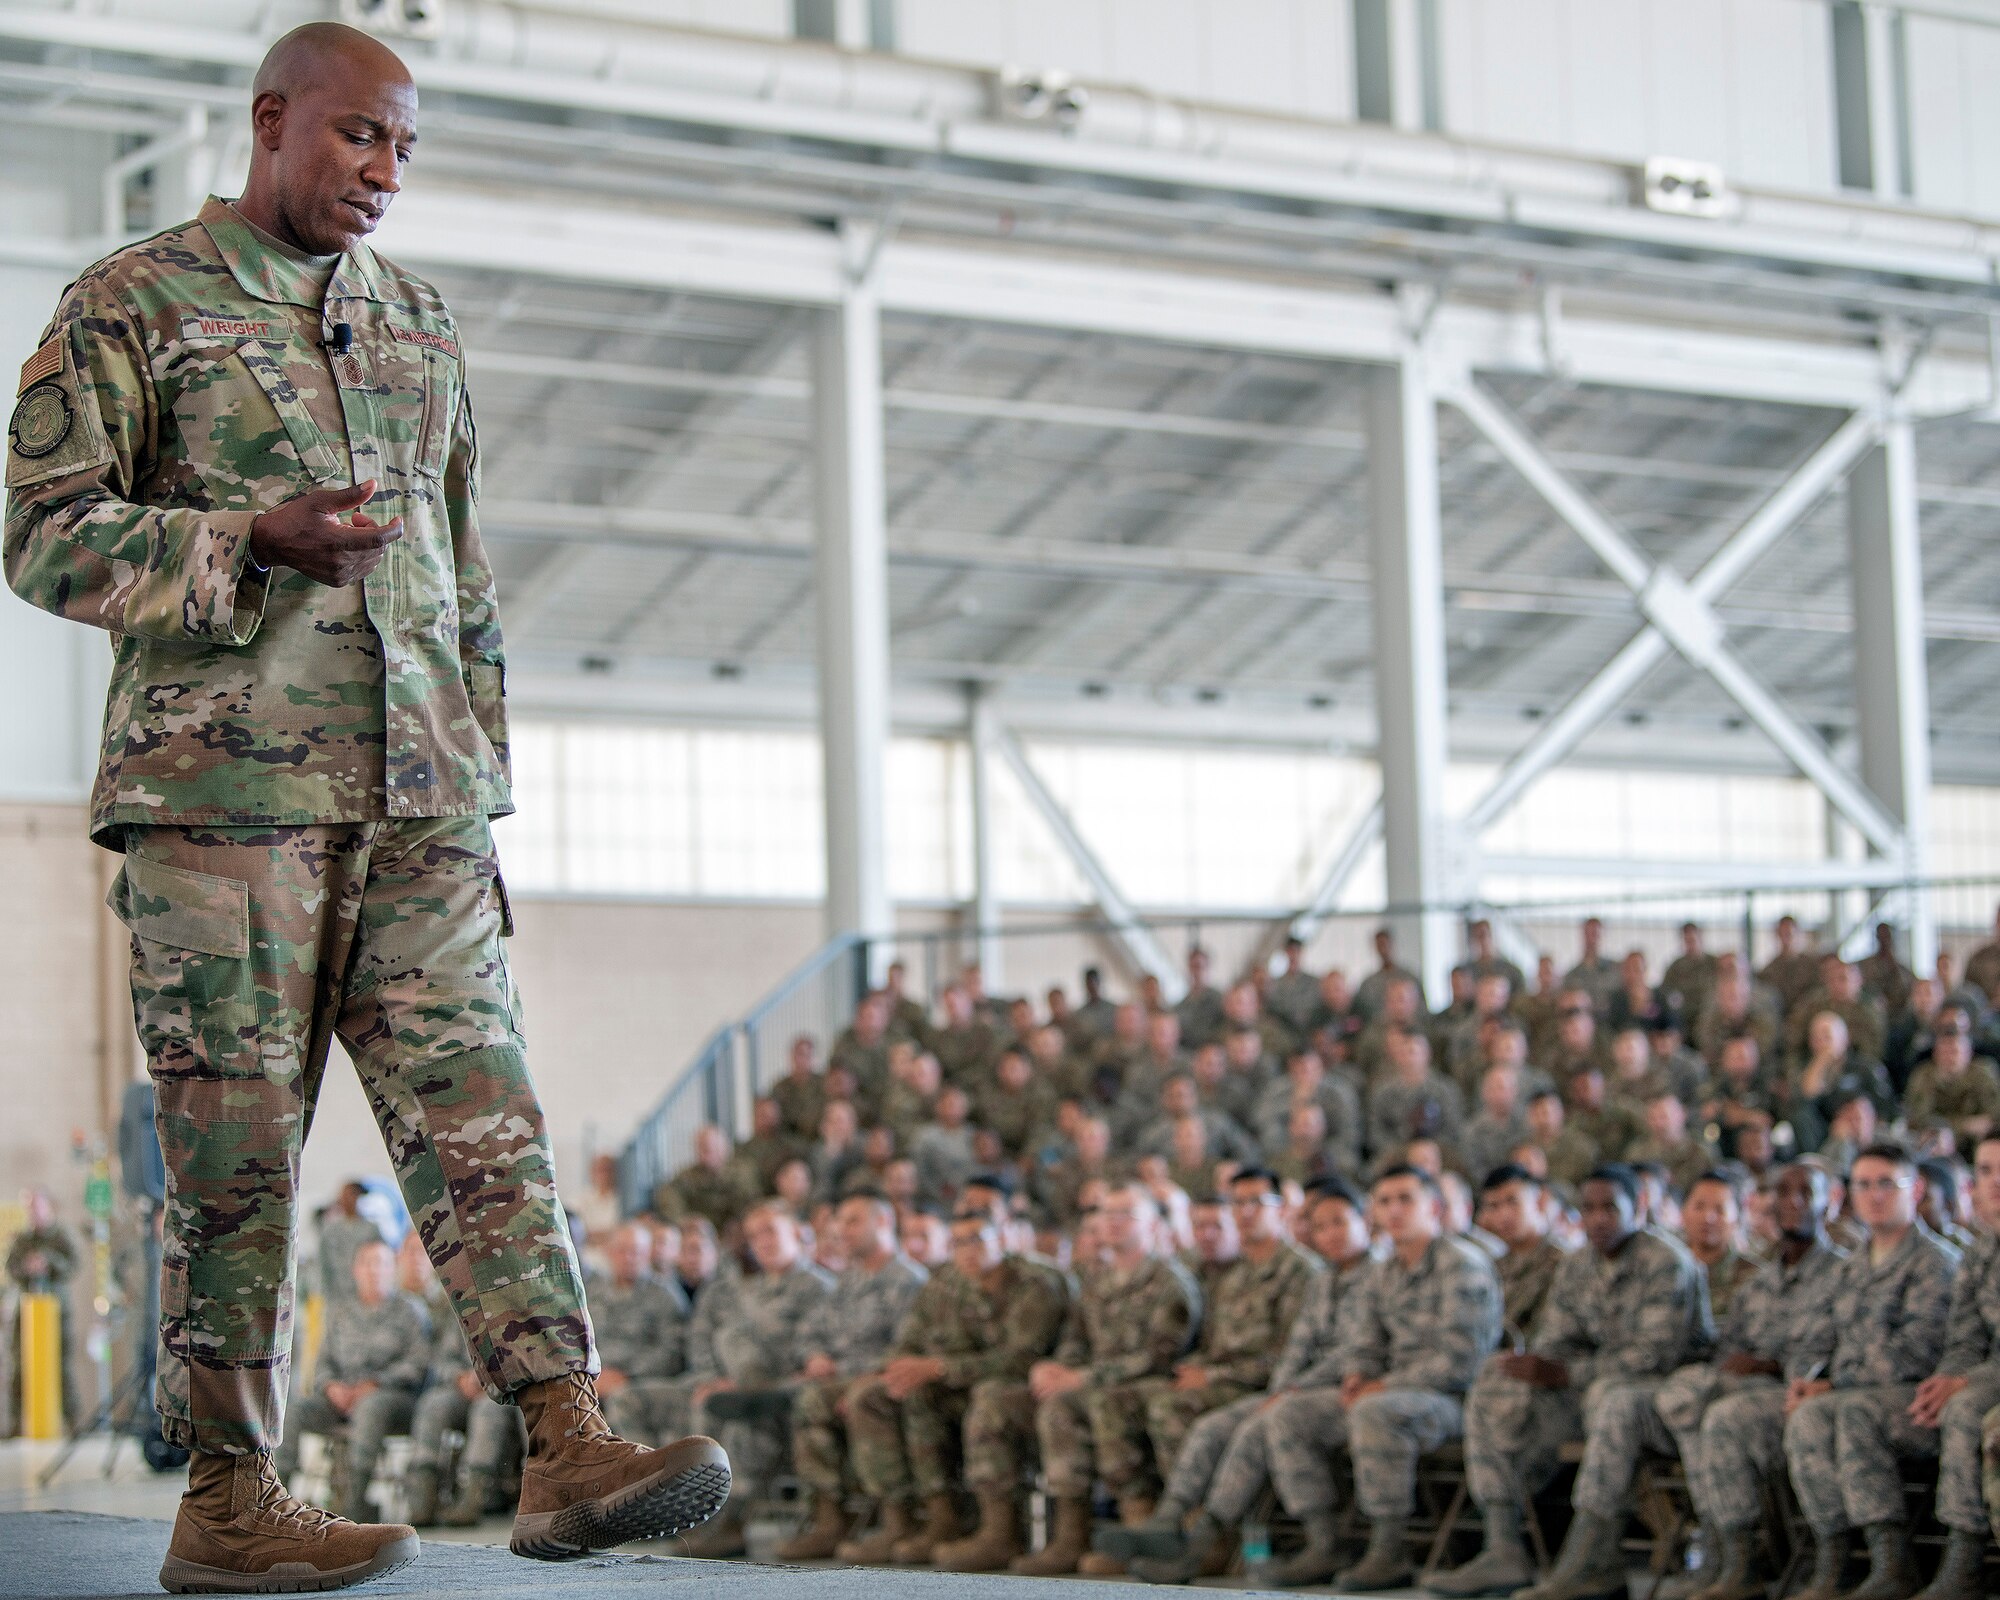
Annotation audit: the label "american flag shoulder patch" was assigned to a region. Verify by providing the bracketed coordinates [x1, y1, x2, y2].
[18, 336, 61, 395]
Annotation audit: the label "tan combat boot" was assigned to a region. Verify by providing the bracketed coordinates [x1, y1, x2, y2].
[774, 1493, 851, 1561]
[932, 1486, 1022, 1572]
[835, 1498, 919, 1563]
[158, 1450, 419, 1594]
[891, 1493, 963, 1564]
[1012, 1494, 1093, 1575]
[509, 1372, 730, 1561]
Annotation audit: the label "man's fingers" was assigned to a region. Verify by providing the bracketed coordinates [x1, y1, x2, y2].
[305, 479, 377, 514]
[340, 515, 405, 547]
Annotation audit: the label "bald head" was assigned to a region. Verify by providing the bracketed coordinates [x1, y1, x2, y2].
[238, 23, 417, 256]
[254, 23, 412, 101]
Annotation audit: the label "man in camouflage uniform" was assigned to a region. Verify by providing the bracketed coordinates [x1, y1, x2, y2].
[275, 1240, 428, 1522]
[776, 1194, 928, 1562]
[1782, 1142, 1961, 1600]
[1622, 1164, 1848, 1600]
[987, 1184, 1199, 1575]
[1429, 1165, 1710, 1599]
[1117, 1168, 1320, 1503]
[315, 1183, 383, 1306]
[2, 23, 728, 1589]
[1261, 1167, 1503, 1591]
[1862, 1132, 2000, 1600]
[854, 1210, 1067, 1573]
[1478, 1165, 1573, 1344]
[654, 1126, 759, 1233]
[773, 1035, 829, 1142]
[678, 1201, 837, 1556]
[1519, 1170, 1760, 1600]
[1118, 1180, 1373, 1584]
[588, 1223, 690, 1450]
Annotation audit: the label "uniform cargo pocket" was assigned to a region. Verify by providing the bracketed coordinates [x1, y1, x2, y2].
[109, 854, 259, 1077]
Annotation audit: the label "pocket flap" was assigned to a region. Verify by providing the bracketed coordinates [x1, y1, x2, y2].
[109, 855, 251, 959]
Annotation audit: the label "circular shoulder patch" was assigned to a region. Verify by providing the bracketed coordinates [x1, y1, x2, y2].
[10, 382, 73, 460]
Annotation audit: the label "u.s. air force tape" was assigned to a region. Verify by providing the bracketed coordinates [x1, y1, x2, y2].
[8, 382, 72, 459]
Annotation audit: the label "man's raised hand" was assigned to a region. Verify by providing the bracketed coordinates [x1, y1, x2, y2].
[249, 479, 403, 585]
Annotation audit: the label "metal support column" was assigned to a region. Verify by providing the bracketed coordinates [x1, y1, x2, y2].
[967, 687, 1003, 988]
[813, 286, 893, 969]
[1368, 349, 1455, 1005]
[1848, 418, 1936, 969]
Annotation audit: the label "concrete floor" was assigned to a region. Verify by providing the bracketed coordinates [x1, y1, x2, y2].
[0, 1438, 1536, 1600]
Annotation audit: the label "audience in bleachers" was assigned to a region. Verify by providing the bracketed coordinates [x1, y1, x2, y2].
[306, 910, 2000, 1595]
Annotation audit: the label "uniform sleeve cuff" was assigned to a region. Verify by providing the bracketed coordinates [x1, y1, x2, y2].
[212, 510, 271, 645]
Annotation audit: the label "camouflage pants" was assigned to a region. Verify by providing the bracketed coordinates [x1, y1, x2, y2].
[1264, 1388, 1351, 1517]
[1462, 1362, 1584, 1511]
[847, 1377, 968, 1504]
[408, 1382, 522, 1475]
[1159, 1394, 1265, 1516]
[1344, 1389, 1464, 1521]
[118, 819, 593, 1454]
[1933, 1370, 2000, 1533]
[1784, 1385, 1928, 1535]
[1041, 1385, 1157, 1497]
[1134, 1378, 1255, 1490]
[275, 1387, 416, 1496]
[1653, 1367, 1785, 1533]
[792, 1376, 863, 1496]
[604, 1376, 690, 1449]
[962, 1381, 1036, 1492]
[1570, 1376, 1673, 1519]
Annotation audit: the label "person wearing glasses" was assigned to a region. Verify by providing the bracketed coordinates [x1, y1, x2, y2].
[1781, 1141, 1961, 1600]
[1427, 1163, 1710, 1599]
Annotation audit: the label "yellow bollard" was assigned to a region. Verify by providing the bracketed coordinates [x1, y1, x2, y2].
[20, 1293, 62, 1440]
[299, 1291, 325, 1393]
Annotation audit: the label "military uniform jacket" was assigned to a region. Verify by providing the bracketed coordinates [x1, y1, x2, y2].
[1532, 1228, 1711, 1387]
[1337, 1234, 1503, 1395]
[589, 1271, 690, 1381]
[890, 1255, 1070, 1390]
[1051, 1253, 1199, 1387]
[685, 1259, 836, 1385]
[1936, 1228, 2000, 1380]
[1701, 1249, 1761, 1324]
[1269, 1254, 1370, 1391]
[1794, 1223, 1960, 1390]
[657, 1163, 758, 1231]
[799, 1253, 929, 1378]
[1195, 1238, 1322, 1390]
[1712, 1237, 1845, 1376]
[1498, 1237, 1572, 1344]
[5, 199, 507, 848]
[318, 1289, 431, 1394]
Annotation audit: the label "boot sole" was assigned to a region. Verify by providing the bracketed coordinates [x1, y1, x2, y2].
[159, 1534, 420, 1594]
[510, 1441, 732, 1561]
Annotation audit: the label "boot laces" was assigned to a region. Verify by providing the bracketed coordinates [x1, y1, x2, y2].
[557, 1372, 644, 1456]
[247, 1456, 342, 1534]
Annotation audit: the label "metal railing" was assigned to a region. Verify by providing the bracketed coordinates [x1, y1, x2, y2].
[620, 934, 868, 1215]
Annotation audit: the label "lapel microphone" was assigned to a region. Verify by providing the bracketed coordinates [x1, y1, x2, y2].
[327, 323, 354, 355]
